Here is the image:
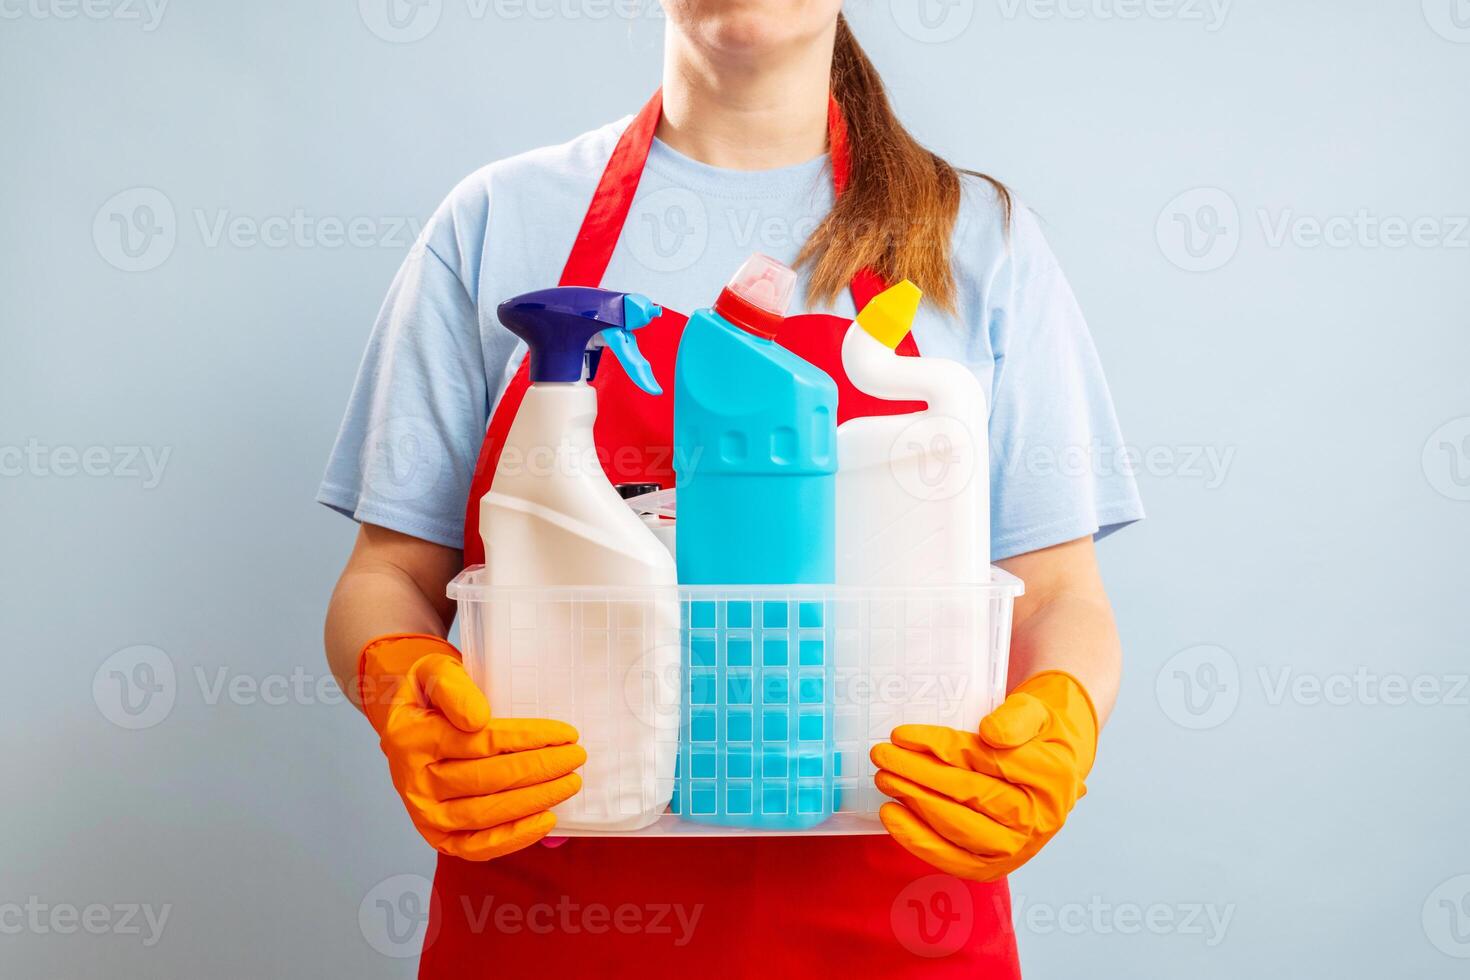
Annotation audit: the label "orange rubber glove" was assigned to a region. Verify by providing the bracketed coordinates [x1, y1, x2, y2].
[870, 671, 1099, 882]
[358, 634, 585, 861]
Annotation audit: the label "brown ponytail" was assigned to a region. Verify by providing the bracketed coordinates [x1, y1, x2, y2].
[799, 14, 1011, 314]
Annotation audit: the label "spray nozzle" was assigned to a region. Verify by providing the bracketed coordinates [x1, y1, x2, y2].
[497, 287, 663, 395]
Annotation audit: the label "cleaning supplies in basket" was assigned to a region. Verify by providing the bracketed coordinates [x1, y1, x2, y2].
[478, 287, 680, 832]
[673, 255, 839, 829]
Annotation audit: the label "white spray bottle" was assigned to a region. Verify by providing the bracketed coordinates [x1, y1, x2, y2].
[480, 287, 679, 831]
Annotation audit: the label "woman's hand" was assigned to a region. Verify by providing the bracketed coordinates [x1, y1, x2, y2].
[870, 671, 1098, 882]
[359, 633, 586, 861]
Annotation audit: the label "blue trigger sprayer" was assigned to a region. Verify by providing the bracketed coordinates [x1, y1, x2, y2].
[496, 287, 664, 395]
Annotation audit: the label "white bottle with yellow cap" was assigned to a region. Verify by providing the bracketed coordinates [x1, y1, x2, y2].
[836, 281, 990, 586]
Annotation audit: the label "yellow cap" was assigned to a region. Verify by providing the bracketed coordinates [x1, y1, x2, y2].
[855, 280, 921, 351]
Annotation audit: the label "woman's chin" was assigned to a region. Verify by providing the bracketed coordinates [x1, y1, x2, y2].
[670, 2, 836, 57]
[697, 16, 786, 51]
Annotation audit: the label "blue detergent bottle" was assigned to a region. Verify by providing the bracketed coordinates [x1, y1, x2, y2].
[673, 254, 839, 830]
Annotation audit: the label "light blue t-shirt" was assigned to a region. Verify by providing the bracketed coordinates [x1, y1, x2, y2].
[318, 117, 1144, 558]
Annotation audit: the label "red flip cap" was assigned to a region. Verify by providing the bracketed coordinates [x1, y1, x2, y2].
[713, 254, 797, 340]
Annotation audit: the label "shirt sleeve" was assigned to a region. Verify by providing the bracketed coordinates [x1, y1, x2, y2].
[315, 238, 488, 550]
[987, 210, 1145, 560]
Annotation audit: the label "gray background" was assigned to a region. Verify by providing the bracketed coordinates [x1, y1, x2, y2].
[4, 0, 1468, 976]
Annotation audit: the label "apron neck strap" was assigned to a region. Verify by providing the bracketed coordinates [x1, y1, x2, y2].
[560, 88, 888, 311]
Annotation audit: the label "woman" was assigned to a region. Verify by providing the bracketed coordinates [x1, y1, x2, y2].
[320, 3, 1142, 975]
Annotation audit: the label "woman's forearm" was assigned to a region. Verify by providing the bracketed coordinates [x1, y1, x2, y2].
[324, 524, 463, 712]
[1005, 590, 1121, 725]
[998, 537, 1123, 726]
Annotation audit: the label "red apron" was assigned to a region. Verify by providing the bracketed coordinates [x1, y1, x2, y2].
[425, 91, 1021, 979]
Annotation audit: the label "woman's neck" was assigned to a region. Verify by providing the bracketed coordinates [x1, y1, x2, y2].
[657, 25, 834, 172]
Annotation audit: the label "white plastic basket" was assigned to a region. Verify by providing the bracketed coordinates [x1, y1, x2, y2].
[448, 567, 1023, 836]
